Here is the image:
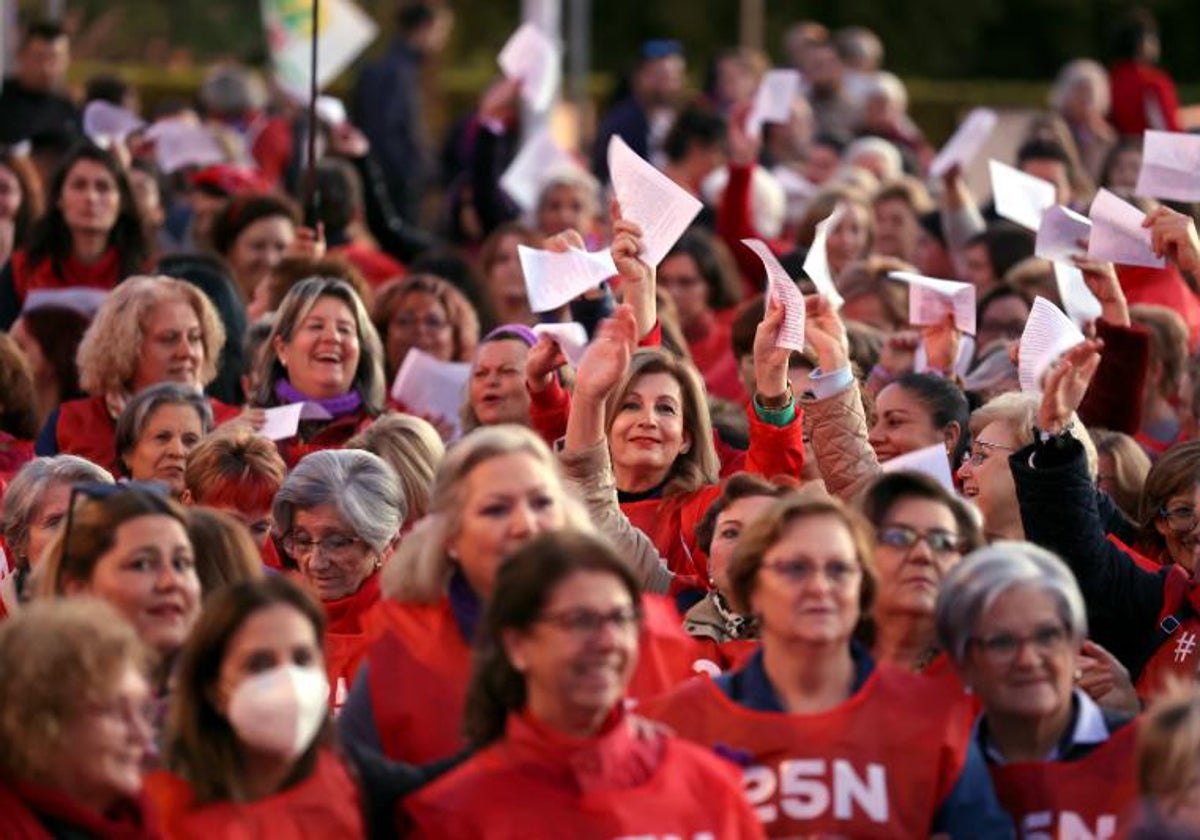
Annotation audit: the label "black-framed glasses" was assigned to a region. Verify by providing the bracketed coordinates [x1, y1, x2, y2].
[537, 605, 643, 637]
[61, 481, 171, 576]
[1159, 505, 1200, 534]
[878, 525, 963, 554]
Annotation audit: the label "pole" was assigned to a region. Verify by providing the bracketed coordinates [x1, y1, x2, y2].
[568, 0, 590, 153]
[304, 0, 321, 227]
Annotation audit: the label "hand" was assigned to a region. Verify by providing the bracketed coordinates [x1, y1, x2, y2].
[1144, 205, 1200, 276]
[479, 76, 521, 125]
[609, 206, 652, 288]
[220, 406, 266, 435]
[287, 224, 326, 261]
[327, 123, 369, 158]
[1071, 254, 1129, 326]
[879, 331, 920, 378]
[920, 313, 960, 373]
[526, 334, 567, 394]
[803, 294, 850, 371]
[1077, 640, 1140, 717]
[573, 304, 638, 403]
[544, 228, 587, 254]
[753, 298, 791, 400]
[727, 103, 760, 168]
[1037, 338, 1103, 433]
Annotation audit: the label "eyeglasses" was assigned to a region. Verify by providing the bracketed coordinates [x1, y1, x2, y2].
[393, 314, 451, 333]
[877, 525, 962, 554]
[61, 481, 171, 576]
[968, 624, 1071, 666]
[1160, 506, 1200, 534]
[538, 605, 642, 637]
[961, 439, 1016, 467]
[282, 532, 365, 560]
[761, 559, 860, 588]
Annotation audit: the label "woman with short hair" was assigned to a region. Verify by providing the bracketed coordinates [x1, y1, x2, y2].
[182, 427, 286, 554]
[370, 273, 479, 385]
[114, 382, 213, 497]
[937, 541, 1139, 836]
[0, 598, 158, 838]
[345, 412, 443, 526]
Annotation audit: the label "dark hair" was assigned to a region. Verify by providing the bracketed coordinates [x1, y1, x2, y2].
[1017, 138, 1072, 169]
[84, 74, 131, 106]
[858, 471, 983, 551]
[1099, 138, 1143, 190]
[888, 373, 971, 467]
[812, 131, 849, 155]
[695, 473, 790, 555]
[166, 576, 331, 803]
[17, 304, 89, 403]
[397, 1, 435, 33]
[209, 193, 300, 257]
[22, 21, 66, 47]
[0, 149, 43, 249]
[662, 107, 727, 164]
[114, 382, 214, 477]
[1137, 440, 1200, 559]
[27, 142, 148, 280]
[315, 158, 362, 236]
[977, 282, 1031, 322]
[1110, 7, 1158, 62]
[967, 221, 1035, 281]
[463, 529, 641, 747]
[663, 227, 741, 311]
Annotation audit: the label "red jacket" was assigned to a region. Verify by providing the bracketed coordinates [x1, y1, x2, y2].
[323, 571, 380, 713]
[0, 777, 161, 840]
[144, 750, 362, 840]
[988, 721, 1139, 840]
[405, 709, 764, 839]
[55, 394, 241, 473]
[10, 247, 123, 306]
[328, 242, 406, 288]
[0, 433, 34, 491]
[1117, 263, 1200, 353]
[639, 665, 975, 838]
[1108, 60, 1182, 136]
[1136, 566, 1200, 701]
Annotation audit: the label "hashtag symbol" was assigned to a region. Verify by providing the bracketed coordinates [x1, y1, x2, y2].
[1175, 632, 1197, 663]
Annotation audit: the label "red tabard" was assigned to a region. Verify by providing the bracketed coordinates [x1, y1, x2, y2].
[691, 638, 760, 677]
[0, 777, 160, 840]
[638, 667, 974, 838]
[405, 711, 764, 840]
[322, 572, 380, 713]
[143, 750, 363, 840]
[1134, 566, 1200, 701]
[987, 722, 1139, 839]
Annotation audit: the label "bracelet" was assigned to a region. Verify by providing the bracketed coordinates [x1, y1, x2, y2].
[754, 385, 794, 411]
[1034, 421, 1075, 444]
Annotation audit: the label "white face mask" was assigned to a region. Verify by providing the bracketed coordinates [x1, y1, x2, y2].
[226, 665, 330, 758]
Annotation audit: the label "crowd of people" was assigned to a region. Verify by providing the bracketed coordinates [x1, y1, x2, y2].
[2, 2, 1200, 838]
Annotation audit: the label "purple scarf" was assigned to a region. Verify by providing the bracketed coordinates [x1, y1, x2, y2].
[274, 379, 363, 418]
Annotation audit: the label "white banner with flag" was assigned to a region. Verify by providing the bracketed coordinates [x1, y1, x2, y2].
[261, 0, 379, 103]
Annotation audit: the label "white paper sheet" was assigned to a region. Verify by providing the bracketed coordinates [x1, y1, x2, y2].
[889, 271, 976, 335]
[929, 108, 998, 178]
[263, 0, 379, 102]
[801, 205, 846, 309]
[747, 69, 802, 139]
[741, 238, 805, 351]
[1135, 130, 1200, 202]
[499, 127, 582, 212]
[1052, 262, 1103, 330]
[22, 287, 109, 317]
[879, 442, 956, 492]
[989, 159, 1057, 232]
[1018, 296, 1086, 394]
[83, 101, 145, 145]
[146, 121, 226, 173]
[1035, 205, 1093, 262]
[390, 349, 471, 439]
[1087, 188, 1165, 269]
[518, 244, 618, 313]
[315, 95, 348, 126]
[607, 135, 703, 267]
[532, 321, 589, 367]
[498, 22, 561, 113]
[259, 402, 333, 441]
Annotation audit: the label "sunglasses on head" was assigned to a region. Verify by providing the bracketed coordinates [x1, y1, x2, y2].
[61, 481, 172, 574]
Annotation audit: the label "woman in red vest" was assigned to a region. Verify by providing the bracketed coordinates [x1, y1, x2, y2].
[250, 277, 385, 467]
[338, 425, 683, 767]
[404, 529, 763, 839]
[37, 275, 238, 470]
[639, 494, 1011, 838]
[0, 141, 150, 330]
[936, 542, 1140, 838]
[271, 448, 405, 710]
[0, 598, 160, 839]
[145, 576, 364, 839]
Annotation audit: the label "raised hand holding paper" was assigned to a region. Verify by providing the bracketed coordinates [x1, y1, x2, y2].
[607, 136, 703, 267]
[500, 127, 582, 212]
[391, 349, 471, 439]
[1135, 130, 1200, 202]
[802, 205, 846, 308]
[498, 22, 561, 113]
[879, 443, 956, 492]
[990, 159, 1056, 231]
[747, 69, 802, 139]
[146, 121, 226, 174]
[83, 101, 145, 145]
[1018, 296, 1086, 394]
[532, 322, 589, 367]
[1087, 188, 1165, 268]
[889, 271, 976, 335]
[929, 108, 997, 178]
[741, 238, 805, 351]
[1036, 205, 1093, 262]
[1052, 263, 1103, 329]
[518, 244, 617, 313]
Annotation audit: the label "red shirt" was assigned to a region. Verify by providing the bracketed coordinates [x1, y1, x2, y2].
[328, 242, 406, 288]
[684, 308, 747, 403]
[1108, 60, 1182, 136]
[11, 247, 123, 305]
